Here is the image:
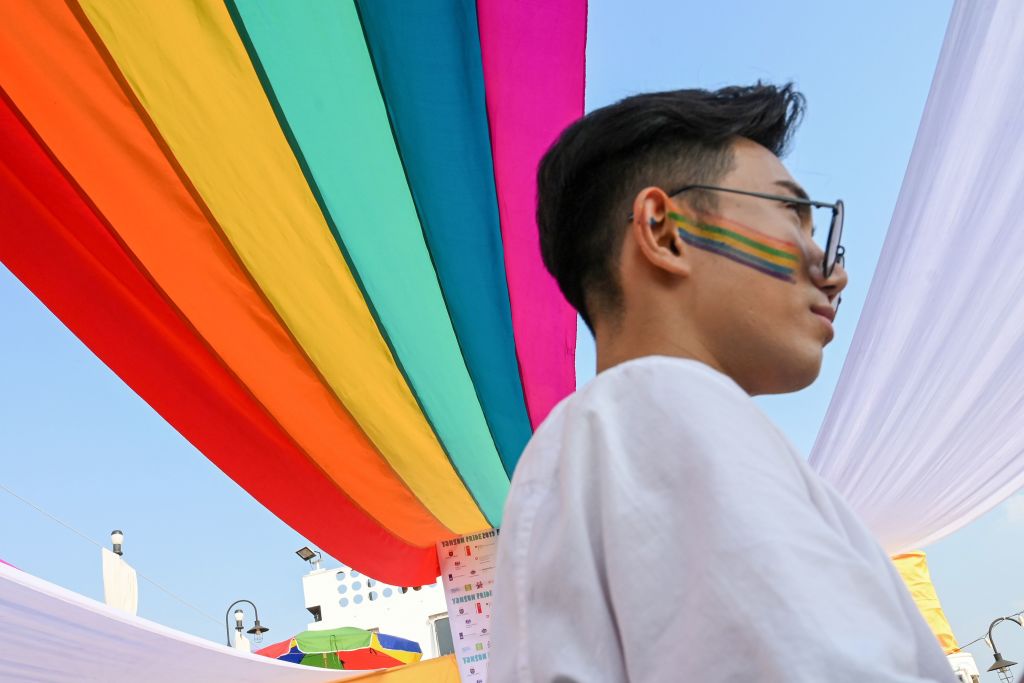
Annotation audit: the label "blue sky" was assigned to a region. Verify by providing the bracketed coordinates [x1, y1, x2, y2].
[3, 0, 1022, 678]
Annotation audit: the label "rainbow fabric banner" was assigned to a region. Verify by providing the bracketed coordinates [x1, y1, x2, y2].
[0, 0, 585, 585]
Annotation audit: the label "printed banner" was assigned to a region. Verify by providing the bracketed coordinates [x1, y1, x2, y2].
[437, 529, 498, 683]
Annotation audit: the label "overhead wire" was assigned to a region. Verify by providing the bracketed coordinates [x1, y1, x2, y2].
[948, 609, 1024, 654]
[0, 480, 221, 626]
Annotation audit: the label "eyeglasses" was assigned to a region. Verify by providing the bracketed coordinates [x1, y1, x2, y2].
[630, 184, 846, 278]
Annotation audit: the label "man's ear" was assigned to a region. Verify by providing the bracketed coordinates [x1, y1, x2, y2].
[629, 187, 691, 278]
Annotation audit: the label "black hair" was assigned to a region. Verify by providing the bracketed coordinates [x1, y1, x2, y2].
[536, 83, 805, 330]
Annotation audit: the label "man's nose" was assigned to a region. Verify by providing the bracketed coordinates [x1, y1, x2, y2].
[805, 240, 848, 300]
[820, 262, 848, 303]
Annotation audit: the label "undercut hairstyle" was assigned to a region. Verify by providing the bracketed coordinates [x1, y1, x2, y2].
[536, 83, 806, 330]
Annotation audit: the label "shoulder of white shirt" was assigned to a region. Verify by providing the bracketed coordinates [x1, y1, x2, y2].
[525, 354, 754, 447]
[575, 355, 747, 406]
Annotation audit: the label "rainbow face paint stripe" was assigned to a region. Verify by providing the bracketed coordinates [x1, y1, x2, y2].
[669, 211, 801, 283]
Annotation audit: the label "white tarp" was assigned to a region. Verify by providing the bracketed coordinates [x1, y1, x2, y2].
[101, 547, 138, 615]
[811, 0, 1024, 552]
[0, 562, 358, 683]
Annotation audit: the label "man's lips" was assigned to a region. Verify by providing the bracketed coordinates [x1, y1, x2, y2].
[811, 304, 836, 343]
[811, 304, 836, 324]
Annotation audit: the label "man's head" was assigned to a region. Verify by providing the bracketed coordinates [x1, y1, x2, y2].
[537, 84, 847, 395]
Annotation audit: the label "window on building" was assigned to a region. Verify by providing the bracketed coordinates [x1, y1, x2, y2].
[429, 614, 454, 657]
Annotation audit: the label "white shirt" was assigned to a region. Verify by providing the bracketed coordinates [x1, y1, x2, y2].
[490, 356, 956, 682]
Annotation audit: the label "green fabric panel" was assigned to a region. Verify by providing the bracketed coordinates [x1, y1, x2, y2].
[228, 0, 509, 524]
[299, 653, 344, 669]
[295, 627, 372, 653]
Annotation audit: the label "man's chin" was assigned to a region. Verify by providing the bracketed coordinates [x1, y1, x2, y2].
[749, 353, 822, 396]
[787, 353, 824, 392]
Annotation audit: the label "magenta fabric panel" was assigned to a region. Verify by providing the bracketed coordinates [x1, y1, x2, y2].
[477, 0, 586, 426]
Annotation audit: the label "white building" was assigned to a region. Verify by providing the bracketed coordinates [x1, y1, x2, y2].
[947, 652, 980, 683]
[299, 562, 452, 659]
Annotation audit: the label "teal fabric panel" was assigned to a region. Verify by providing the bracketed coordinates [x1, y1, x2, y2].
[354, 0, 532, 475]
[228, 0, 509, 524]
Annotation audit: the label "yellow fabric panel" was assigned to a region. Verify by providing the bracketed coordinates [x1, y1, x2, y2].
[346, 656, 460, 683]
[73, 0, 487, 533]
[892, 551, 959, 654]
[370, 633, 422, 666]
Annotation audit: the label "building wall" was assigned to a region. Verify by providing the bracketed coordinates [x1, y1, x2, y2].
[301, 564, 449, 658]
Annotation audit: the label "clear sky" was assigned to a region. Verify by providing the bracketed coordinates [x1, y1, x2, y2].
[3, 0, 1022, 679]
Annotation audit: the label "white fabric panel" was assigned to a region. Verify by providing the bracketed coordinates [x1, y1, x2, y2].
[101, 548, 138, 615]
[0, 563, 359, 682]
[810, 0, 1024, 552]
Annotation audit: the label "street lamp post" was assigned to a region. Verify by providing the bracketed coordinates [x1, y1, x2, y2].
[110, 530, 124, 556]
[225, 599, 269, 647]
[985, 617, 1020, 682]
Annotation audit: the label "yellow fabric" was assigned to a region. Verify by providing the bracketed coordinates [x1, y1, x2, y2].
[892, 551, 959, 654]
[346, 656, 460, 683]
[74, 0, 487, 533]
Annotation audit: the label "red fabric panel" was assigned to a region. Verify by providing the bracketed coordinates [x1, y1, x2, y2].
[0, 91, 439, 585]
[339, 649, 405, 670]
[254, 639, 294, 659]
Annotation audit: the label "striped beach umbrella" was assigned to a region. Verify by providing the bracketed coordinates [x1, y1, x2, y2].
[256, 626, 422, 670]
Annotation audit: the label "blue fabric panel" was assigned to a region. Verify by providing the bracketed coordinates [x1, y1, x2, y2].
[376, 632, 423, 654]
[355, 0, 533, 474]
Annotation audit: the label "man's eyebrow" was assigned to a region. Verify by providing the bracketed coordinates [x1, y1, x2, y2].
[774, 180, 810, 201]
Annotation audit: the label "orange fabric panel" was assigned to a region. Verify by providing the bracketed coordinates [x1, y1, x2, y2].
[892, 551, 959, 654]
[0, 0, 450, 546]
[0, 90, 438, 585]
[347, 656, 461, 683]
